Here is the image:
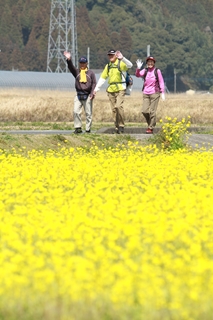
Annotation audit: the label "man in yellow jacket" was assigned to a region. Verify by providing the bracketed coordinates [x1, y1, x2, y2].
[94, 49, 133, 134]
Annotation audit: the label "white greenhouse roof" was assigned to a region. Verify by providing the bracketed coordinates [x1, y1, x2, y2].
[0, 70, 144, 91]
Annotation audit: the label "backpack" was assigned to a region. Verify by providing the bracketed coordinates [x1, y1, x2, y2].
[142, 67, 159, 90]
[126, 71, 133, 87]
[107, 60, 133, 87]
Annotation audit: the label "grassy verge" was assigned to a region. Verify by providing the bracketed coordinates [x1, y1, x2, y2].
[0, 121, 150, 154]
[0, 131, 149, 155]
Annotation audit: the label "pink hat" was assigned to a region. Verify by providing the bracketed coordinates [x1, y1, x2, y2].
[146, 56, 156, 63]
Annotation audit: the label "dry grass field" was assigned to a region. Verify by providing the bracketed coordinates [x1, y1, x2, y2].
[0, 88, 213, 125]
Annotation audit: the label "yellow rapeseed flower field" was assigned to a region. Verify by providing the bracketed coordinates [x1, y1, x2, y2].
[0, 143, 213, 320]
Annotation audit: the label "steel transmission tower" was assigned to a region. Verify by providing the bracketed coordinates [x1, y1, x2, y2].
[46, 0, 78, 72]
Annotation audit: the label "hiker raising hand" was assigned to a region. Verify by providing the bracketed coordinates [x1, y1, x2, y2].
[64, 52, 96, 134]
[93, 49, 133, 134]
[135, 56, 165, 134]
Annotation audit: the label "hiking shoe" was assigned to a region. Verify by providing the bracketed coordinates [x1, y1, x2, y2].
[113, 128, 120, 134]
[85, 130, 90, 133]
[74, 128, 82, 134]
[146, 128, 153, 134]
[119, 126, 124, 133]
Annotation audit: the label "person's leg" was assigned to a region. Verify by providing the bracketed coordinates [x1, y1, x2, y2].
[107, 92, 119, 131]
[116, 90, 126, 132]
[149, 93, 160, 129]
[83, 98, 93, 132]
[142, 94, 151, 127]
[73, 95, 83, 132]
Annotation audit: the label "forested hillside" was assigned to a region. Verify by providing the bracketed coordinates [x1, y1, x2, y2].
[1, 0, 213, 91]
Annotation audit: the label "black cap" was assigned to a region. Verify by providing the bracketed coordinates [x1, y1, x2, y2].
[79, 56, 88, 63]
[107, 49, 116, 55]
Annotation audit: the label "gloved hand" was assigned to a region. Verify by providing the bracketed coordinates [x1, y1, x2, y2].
[161, 93, 165, 101]
[116, 51, 123, 60]
[136, 59, 143, 69]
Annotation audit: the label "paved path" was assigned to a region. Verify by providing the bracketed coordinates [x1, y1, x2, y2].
[185, 134, 213, 150]
[130, 133, 213, 150]
[0, 129, 213, 150]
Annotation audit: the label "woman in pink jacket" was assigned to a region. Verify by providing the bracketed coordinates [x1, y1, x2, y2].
[135, 56, 165, 134]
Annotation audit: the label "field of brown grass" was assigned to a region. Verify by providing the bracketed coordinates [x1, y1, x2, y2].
[0, 89, 213, 124]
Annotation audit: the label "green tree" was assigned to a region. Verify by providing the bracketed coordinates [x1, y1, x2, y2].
[119, 25, 132, 58]
[110, 32, 120, 50]
[10, 46, 25, 71]
[23, 29, 41, 71]
[95, 33, 113, 68]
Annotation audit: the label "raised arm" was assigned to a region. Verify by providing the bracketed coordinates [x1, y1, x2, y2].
[63, 51, 78, 78]
[116, 51, 133, 69]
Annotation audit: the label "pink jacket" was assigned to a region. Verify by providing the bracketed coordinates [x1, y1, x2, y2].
[135, 67, 165, 94]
